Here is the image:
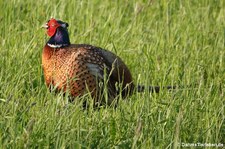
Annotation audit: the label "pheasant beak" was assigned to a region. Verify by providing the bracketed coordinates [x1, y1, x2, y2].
[41, 23, 48, 29]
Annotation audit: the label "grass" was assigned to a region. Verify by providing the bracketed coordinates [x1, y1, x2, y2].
[0, 0, 224, 148]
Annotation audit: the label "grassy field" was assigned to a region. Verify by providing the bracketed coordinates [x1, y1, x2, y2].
[0, 0, 224, 148]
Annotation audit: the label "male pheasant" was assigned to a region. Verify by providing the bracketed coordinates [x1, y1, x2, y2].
[42, 18, 134, 105]
[42, 18, 175, 105]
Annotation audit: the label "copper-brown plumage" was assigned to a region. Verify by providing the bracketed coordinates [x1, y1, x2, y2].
[42, 19, 134, 104]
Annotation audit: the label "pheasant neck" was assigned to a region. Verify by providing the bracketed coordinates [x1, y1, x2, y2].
[47, 27, 70, 48]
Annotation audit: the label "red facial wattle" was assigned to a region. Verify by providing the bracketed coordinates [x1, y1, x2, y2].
[47, 19, 61, 37]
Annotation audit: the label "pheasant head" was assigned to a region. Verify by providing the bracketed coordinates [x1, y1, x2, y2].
[42, 18, 70, 48]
